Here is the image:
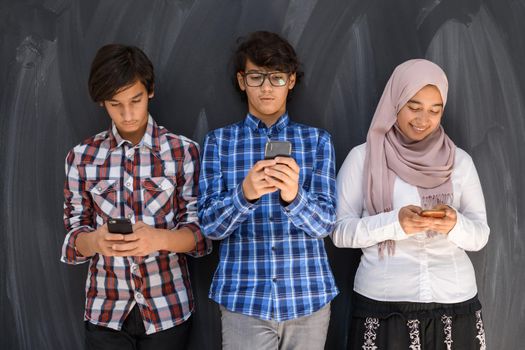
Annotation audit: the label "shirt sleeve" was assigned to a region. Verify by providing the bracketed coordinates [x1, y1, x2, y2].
[175, 140, 212, 257]
[331, 145, 408, 248]
[281, 131, 337, 239]
[198, 132, 260, 240]
[61, 149, 95, 265]
[446, 154, 490, 251]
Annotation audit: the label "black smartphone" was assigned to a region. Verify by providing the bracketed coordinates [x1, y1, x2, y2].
[264, 140, 292, 159]
[107, 218, 133, 234]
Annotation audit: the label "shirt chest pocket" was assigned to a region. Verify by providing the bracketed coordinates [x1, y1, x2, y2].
[87, 179, 120, 219]
[141, 177, 176, 217]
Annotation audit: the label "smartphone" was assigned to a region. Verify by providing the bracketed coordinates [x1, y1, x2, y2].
[107, 218, 133, 234]
[264, 140, 292, 159]
[420, 210, 446, 218]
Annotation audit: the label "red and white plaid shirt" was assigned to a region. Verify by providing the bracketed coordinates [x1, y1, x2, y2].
[61, 115, 211, 334]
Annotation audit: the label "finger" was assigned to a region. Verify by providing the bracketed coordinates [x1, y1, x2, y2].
[258, 186, 279, 196]
[246, 168, 271, 187]
[268, 164, 299, 179]
[112, 242, 139, 251]
[265, 175, 286, 190]
[253, 159, 277, 171]
[104, 233, 126, 241]
[121, 233, 140, 241]
[404, 210, 428, 222]
[251, 178, 278, 191]
[405, 205, 423, 215]
[274, 157, 300, 173]
[264, 168, 289, 183]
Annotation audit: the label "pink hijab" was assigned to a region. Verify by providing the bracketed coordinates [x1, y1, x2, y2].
[363, 59, 456, 256]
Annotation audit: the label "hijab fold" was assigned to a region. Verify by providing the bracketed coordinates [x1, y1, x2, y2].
[363, 59, 456, 257]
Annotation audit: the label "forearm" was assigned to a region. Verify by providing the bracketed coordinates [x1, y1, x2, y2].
[333, 210, 407, 248]
[75, 231, 98, 257]
[199, 184, 257, 240]
[283, 188, 336, 239]
[157, 227, 198, 253]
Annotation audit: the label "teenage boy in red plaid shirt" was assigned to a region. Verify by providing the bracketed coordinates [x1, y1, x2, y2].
[61, 44, 211, 350]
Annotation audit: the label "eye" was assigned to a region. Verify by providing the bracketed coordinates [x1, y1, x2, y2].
[132, 99, 141, 104]
[408, 106, 421, 112]
[109, 103, 120, 107]
[430, 108, 441, 114]
[247, 73, 263, 81]
[270, 74, 287, 85]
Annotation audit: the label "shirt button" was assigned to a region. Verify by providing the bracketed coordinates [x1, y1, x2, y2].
[135, 292, 144, 302]
[97, 187, 102, 191]
[131, 264, 138, 272]
[272, 277, 277, 283]
[271, 246, 276, 251]
[269, 216, 274, 221]
[127, 213, 133, 219]
[126, 182, 131, 187]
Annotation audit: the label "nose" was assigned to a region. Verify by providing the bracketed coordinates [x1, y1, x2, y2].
[413, 113, 430, 125]
[260, 77, 273, 91]
[120, 105, 134, 120]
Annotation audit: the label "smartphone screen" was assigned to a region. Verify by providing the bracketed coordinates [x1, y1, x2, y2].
[420, 210, 446, 218]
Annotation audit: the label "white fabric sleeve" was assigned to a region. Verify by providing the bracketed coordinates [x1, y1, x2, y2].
[331, 145, 408, 248]
[447, 154, 490, 251]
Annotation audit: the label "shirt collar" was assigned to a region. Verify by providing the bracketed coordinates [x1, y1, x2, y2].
[244, 112, 290, 133]
[108, 114, 160, 151]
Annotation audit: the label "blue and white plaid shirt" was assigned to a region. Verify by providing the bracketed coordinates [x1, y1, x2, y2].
[198, 113, 339, 321]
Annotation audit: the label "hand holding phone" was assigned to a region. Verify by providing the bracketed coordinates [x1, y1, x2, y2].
[264, 140, 292, 159]
[107, 218, 133, 234]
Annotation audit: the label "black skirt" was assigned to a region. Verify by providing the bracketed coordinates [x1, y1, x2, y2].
[348, 292, 486, 350]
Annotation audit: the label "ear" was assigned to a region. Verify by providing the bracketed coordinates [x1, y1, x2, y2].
[148, 84, 155, 99]
[237, 72, 246, 91]
[287, 73, 296, 90]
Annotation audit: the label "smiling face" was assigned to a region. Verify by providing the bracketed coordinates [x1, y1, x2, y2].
[237, 59, 296, 126]
[103, 80, 153, 144]
[396, 84, 444, 141]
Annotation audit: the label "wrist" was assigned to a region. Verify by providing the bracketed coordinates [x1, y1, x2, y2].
[155, 229, 170, 251]
[242, 181, 259, 203]
[76, 231, 96, 257]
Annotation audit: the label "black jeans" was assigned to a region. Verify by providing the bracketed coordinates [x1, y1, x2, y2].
[85, 305, 191, 350]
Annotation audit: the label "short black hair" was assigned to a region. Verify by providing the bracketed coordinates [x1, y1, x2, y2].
[232, 31, 303, 97]
[88, 44, 154, 102]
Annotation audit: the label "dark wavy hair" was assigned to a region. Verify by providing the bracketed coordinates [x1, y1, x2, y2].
[232, 31, 303, 99]
[88, 44, 154, 102]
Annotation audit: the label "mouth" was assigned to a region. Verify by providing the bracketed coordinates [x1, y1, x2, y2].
[410, 124, 427, 132]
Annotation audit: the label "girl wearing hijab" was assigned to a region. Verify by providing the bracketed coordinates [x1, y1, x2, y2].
[332, 59, 489, 349]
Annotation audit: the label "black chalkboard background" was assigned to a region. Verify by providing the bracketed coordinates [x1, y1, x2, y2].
[1, 1, 524, 349]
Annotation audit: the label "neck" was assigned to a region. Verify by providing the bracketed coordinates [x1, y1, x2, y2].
[118, 126, 147, 146]
[250, 111, 286, 127]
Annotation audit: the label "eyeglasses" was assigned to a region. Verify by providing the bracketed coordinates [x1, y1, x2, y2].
[241, 71, 290, 87]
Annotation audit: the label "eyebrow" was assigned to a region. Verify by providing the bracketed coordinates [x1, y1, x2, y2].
[108, 92, 144, 102]
[407, 99, 443, 107]
[245, 69, 282, 74]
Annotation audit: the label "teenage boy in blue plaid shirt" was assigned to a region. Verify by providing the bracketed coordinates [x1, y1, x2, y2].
[198, 31, 339, 350]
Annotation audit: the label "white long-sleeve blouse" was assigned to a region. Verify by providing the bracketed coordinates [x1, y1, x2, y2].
[332, 143, 490, 303]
